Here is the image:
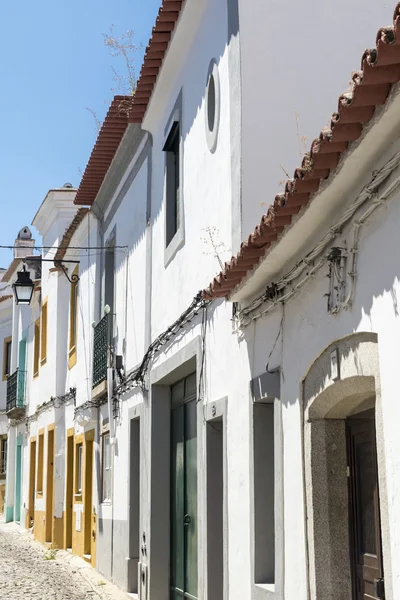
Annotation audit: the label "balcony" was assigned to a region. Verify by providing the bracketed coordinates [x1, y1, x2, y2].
[92, 313, 110, 397]
[6, 369, 26, 419]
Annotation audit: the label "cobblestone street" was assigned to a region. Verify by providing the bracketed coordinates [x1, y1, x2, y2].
[0, 522, 128, 600]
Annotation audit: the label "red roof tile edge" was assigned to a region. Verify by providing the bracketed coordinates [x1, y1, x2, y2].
[74, 1, 184, 207]
[74, 97, 135, 206]
[203, 2, 400, 300]
[128, 0, 185, 124]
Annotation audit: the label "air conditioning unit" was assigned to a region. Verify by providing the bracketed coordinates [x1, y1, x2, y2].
[138, 562, 148, 600]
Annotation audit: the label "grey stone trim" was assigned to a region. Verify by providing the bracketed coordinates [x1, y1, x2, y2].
[205, 396, 228, 600]
[301, 332, 393, 600]
[163, 90, 185, 267]
[250, 370, 281, 404]
[250, 391, 284, 600]
[103, 137, 151, 233]
[145, 135, 153, 349]
[96, 222, 105, 323]
[126, 401, 145, 593]
[164, 91, 183, 138]
[148, 336, 205, 600]
[102, 225, 116, 331]
[150, 336, 201, 385]
[204, 395, 227, 422]
[227, 0, 242, 252]
[91, 124, 145, 224]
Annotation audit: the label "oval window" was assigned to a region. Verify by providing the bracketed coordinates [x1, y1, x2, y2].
[205, 60, 220, 153]
[207, 73, 216, 132]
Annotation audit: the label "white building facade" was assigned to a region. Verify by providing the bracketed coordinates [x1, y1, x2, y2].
[2, 2, 400, 600]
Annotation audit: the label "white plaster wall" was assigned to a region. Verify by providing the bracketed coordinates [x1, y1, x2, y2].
[26, 211, 77, 414]
[236, 156, 400, 597]
[146, 0, 233, 337]
[102, 158, 149, 371]
[67, 214, 99, 408]
[238, 0, 395, 238]
[146, 297, 283, 598]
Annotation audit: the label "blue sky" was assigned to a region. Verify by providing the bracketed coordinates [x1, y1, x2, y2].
[0, 0, 161, 267]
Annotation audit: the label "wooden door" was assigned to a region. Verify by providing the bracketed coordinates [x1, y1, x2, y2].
[83, 438, 95, 563]
[347, 413, 384, 600]
[46, 429, 54, 543]
[65, 435, 74, 549]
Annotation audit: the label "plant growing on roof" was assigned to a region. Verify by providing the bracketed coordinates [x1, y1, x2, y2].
[201, 226, 229, 270]
[86, 26, 141, 134]
[103, 25, 141, 95]
[273, 111, 310, 193]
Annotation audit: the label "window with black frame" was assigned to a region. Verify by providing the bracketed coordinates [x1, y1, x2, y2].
[163, 121, 180, 247]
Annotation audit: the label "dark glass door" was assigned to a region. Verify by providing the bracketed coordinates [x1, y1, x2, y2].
[170, 374, 198, 600]
[347, 412, 384, 600]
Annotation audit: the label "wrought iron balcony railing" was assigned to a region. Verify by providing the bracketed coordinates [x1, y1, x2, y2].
[93, 313, 110, 389]
[6, 368, 26, 414]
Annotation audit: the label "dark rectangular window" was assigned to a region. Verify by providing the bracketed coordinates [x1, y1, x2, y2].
[105, 245, 115, 315]
[253, 403, 275, 584]
[3, 337, 12, 380]
[0, 436, 7, 474]
[163, 121, 180, 247]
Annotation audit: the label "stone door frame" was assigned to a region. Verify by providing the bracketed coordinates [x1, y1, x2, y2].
[301, 332, 392, 600]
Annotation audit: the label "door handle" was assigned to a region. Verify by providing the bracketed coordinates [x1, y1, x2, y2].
[183, 514, 191, 527]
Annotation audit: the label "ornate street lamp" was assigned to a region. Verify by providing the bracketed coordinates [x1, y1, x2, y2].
[12, 265, 34, 305]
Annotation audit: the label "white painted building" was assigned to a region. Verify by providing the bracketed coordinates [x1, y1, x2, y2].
[2, 2, 400, 600]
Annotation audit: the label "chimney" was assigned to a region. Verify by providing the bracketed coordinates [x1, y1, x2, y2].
[14, 226, 35, 259]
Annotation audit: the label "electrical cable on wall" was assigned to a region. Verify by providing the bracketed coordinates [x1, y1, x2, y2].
[74, 292, 211, 419]
[12, 388, 76, 427]
[238, 147, 400, 327]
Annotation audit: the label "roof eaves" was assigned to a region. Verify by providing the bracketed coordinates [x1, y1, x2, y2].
[74, 96, 135, 207]
[2, 258, 22, 283]
[128, 0, 185, 124]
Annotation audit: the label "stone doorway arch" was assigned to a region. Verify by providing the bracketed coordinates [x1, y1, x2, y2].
[301, 332, 392, 600]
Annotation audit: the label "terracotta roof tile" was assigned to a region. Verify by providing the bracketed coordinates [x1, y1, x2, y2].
[128, 0, 185, 124]
[203, 2, 400, 300]
[74, 97, 135, 206]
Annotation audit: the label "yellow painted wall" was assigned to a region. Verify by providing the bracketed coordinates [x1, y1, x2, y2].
[64, 428, 74, 550]
[31, 425, 97, 565]
[72, 429, 96, 566]
[52, 515, 64, 549]
[33, 510, 46, 544]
